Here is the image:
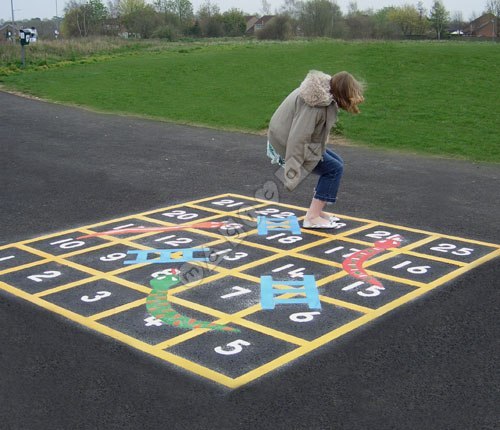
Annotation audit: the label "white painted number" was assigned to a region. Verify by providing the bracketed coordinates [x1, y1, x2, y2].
[220, 286, 252, 299]
[324, 246, 361, 257]
[154, 235, 193, 247]
[365, 231, 401, 241]
[392, 261, 430, 274]
[162, 210, 198, 220]
[430, 243, 474, 256]
[214, 339, 251, 355]
[151, 268, 178, 279]
[210, 249, 248, 263]
[27, 271, 62, 283]
[50, 238, 86, 249]
[112, 223, 143, 230]
[342, 281, 384, 297]
[255, 208, 295, 218]
[289, 311, 320, 322]
[272, 264, 305, 278]
[219, 222, 244, 231]
[81, 291, 111, 302]
[211, 199, 245, 208]
[266, 233, 302, 244]
[99, 253, 127, 262]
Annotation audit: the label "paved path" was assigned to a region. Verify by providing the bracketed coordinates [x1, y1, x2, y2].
[0, 91, 499, 429]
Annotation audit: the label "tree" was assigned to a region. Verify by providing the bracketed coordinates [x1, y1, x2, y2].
[372, 7, 400, 39]
[165, 0, 194, 26]
[107, 0, 120, 18]
[485, 0, 500, 16]
[121, 3, 162, 37]
[257, 14, 293, 40]
[62, 0, 109, 37]
[388, 5, 422, 37]
[449, 11, 464, 33]
[415, 1, 429, 35]
[485, 0, 500, 37]
[196, 1, 223, 37]
[429, 0, 450, 40]
[345, 5, 376, 39]
[221, 8, 246, 37]
[299, 0, 344, 38]
[278, 0, 304, 20]
[261, 0, 272, 15]
[118, 0, 147, 16]
[153, 0, 183, 30]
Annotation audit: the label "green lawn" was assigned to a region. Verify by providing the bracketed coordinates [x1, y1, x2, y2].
[1, 39, 499, 162]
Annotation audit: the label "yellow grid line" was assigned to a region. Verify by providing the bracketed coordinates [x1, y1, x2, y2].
[1, 192, 498, 389]
[0, 280, 236, 388]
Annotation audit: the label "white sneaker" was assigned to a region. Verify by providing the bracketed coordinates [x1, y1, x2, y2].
[303, 216, 338, 229]
[321, 213, 340, 222]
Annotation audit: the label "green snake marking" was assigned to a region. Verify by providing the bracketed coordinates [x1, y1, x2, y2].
[146, 272, 240, 333]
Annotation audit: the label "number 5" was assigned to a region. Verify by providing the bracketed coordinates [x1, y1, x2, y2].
[214, 339, 251, 355]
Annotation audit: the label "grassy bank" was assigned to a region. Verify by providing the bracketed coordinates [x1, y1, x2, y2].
[1, 39, 499, 162]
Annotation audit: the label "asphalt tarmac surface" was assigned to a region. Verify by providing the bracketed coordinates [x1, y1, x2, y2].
[1, 90, 499, 429]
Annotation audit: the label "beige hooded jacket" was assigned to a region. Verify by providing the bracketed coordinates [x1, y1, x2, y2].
[268, 71, 339, 191]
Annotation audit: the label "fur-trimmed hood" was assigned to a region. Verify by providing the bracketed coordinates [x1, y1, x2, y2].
[299, 70, 333, 107]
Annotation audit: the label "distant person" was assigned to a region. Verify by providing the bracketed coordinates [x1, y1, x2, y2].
[54, 29, 59, 39]
[6, 29, 13, 41]
[267, 70, 364, 228]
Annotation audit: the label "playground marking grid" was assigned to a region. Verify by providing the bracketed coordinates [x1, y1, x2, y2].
[1, 193, 498, 389]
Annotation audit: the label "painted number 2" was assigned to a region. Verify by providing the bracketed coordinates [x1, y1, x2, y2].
[214, 339, 251, 355]
[27, 271, 62, 283]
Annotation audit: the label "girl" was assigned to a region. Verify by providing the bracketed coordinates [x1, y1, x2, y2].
[267, 70, 364, 228]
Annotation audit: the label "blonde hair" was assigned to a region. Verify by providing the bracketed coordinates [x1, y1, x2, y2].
[330, 71, 365, 114]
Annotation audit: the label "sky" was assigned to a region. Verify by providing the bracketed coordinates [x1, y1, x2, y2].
[1, 1, 487, 24]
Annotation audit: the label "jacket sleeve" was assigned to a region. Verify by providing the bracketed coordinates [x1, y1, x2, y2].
[283, 106, 324, 191]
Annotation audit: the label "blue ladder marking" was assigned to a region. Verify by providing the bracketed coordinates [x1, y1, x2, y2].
[260, 275, 321, 310]
[124, 248, 211, 265]
[257, 216, 301, 236]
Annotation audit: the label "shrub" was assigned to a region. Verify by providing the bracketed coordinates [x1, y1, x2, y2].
[152, 25, 178, 41]
[256, 15, 293, 40]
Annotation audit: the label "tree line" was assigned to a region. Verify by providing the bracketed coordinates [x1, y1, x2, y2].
[4, 0, 499, 41]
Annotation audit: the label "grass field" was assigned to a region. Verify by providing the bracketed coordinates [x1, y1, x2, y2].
[1, 39, 499, 162]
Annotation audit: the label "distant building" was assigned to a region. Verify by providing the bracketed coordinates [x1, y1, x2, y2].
[246, 15, 276, 35]
[0, 23, 16, 42]
[245, 16, 258, 34]
[462, 13, 497, 38]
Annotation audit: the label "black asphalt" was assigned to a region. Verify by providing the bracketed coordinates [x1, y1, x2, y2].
[1, 90, 499, 430]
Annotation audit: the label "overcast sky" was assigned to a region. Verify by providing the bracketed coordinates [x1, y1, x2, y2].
[1, 1, 487, 23]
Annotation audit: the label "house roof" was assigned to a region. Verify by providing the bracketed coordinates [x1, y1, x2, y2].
[0, 23, 16, 31]
[254, 15, 275, 26]
[462, 13, 495, 32]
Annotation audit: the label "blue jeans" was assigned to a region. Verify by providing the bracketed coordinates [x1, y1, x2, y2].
[312, 149, 344, 203]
